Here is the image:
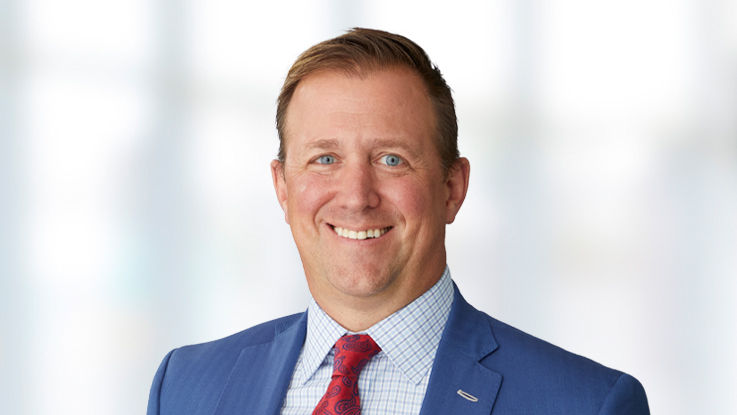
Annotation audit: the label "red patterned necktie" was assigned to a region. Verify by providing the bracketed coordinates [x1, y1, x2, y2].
[312, 334, 381, 415]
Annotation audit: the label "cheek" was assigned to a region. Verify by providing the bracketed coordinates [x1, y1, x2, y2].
[287, 175, 332, 222]
[382, 179, 435, 220]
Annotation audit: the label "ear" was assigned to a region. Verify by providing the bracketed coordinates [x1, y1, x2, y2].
[444, 157, 470, 224]
[270, 159, 290, 224]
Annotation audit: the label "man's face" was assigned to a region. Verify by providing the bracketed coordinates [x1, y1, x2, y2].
[271, 68, 468, 315]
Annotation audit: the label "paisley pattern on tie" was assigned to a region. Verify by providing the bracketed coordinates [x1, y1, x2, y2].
[312, 334, 381, 415]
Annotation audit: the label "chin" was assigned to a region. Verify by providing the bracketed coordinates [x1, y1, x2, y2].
[326, 264, 396, 298]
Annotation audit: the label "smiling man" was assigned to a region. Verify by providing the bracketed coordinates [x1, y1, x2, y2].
[272, 65, 467, 334]
[147, 28, 649, 415]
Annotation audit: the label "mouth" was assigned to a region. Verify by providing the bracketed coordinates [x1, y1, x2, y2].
[329, 224, 393, 240]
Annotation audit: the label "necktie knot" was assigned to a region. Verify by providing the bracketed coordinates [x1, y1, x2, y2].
[333, 334, 381, 377]
[312, 334, 381, 415]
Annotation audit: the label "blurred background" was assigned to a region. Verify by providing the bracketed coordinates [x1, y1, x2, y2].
[1, 0, 736, 413]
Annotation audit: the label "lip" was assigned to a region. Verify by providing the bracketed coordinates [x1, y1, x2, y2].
[327, 223, 393, 241]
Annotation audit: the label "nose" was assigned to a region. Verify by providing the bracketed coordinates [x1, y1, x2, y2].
[335, 161, 380, 211]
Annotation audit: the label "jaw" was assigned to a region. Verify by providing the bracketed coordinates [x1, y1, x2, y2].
[298, 223, 448, 331]
[300, 222, 402, 297]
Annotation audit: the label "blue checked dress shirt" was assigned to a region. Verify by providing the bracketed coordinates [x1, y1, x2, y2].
[280, 267, 454, 415]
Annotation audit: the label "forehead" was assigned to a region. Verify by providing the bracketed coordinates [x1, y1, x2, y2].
[283, 68, 436, 149]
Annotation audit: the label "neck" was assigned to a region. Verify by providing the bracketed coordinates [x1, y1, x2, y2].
[310, 266, 445, 332]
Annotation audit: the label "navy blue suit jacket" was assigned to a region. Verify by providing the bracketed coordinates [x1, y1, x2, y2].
[148, 285, 649, 414]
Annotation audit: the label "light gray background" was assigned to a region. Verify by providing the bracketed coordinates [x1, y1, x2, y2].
[2, 0, 736, 414]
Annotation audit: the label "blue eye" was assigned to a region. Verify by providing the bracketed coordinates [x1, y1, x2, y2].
[381, 154, 402, 167]
[317, 155, 336, 164]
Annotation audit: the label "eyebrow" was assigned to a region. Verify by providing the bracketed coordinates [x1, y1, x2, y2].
[304, 137, 421, 158]
[305, 139, 340, 151]
[368, 138, 419, 156]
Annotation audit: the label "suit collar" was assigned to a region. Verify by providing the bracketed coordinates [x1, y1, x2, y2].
[213, 312, 307, 415]
[420, 284, 502, 415]
[439, 283, 498, 358]
[209, 282, 502, 415]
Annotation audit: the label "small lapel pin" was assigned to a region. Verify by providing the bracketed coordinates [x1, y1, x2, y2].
[457, 389, 479, 402]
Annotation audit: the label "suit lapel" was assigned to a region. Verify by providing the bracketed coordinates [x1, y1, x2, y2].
[419, 286, 502, 415]
[209, 285, 501, 415]
[213, 313, 307, 415]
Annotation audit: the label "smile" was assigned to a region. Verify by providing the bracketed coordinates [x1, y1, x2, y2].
[331, 225, 392, 240]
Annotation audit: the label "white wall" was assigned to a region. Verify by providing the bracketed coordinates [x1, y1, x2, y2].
[1, 0, 736, 413]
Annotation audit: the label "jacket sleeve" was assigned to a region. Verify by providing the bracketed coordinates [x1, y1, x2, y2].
[597, 373, 650, 415]
[147, 350, 175, 415]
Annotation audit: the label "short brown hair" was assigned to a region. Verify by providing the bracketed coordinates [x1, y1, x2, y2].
[276, 27, 459, 171]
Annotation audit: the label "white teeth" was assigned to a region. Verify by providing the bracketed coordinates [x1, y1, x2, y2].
[333, 226, 388, 240]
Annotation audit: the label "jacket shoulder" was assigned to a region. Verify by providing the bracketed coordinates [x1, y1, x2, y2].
[480, 311, 648, 413]
[147, 313, 304, 415]
[487, 314, 621, 378]
[173, 312, 304, 360]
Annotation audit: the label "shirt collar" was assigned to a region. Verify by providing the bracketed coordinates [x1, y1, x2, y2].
[298, 267, 454, 385]
[297, 298, 347, 384]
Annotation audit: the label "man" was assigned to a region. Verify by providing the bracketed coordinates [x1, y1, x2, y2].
[147, 28, 649, 414]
